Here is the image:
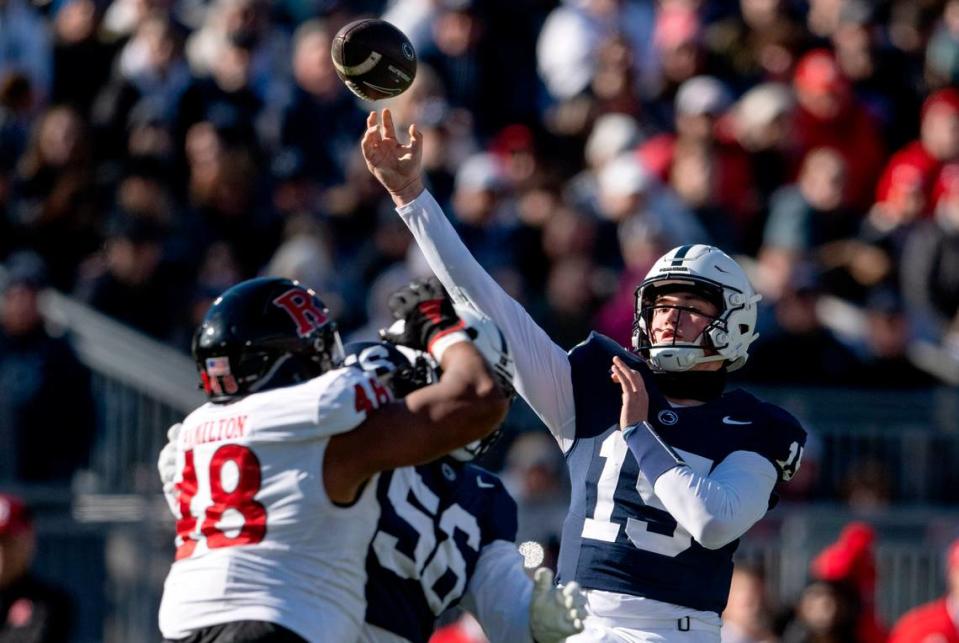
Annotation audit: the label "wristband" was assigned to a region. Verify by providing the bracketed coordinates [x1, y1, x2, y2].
[429, 329, 470, 363]
[622, 421, 685, 483]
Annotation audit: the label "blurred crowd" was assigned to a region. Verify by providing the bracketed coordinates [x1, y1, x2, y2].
[0, 0, 958, 384]
[2, 0, 959, 606]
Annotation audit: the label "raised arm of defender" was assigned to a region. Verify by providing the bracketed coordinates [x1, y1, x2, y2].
[324, 278, 509, 504]
[362, 109, 578, 452]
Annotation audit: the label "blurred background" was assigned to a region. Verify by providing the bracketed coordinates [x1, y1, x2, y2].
[2, 0, 959, 640]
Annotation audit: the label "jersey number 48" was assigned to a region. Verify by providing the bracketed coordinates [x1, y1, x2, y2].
[175, 445, 267, 560]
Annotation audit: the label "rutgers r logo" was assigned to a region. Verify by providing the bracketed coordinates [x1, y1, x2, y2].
[272, 288, 328, 337]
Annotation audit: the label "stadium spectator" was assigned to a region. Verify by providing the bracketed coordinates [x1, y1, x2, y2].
[809, 522, 887, 643]
[638, 75, 759, 251]
[900, 162, 959, 343]
[740, 265, 863, 386]
[759, 148, 857, 299]
[778, 579, 863, 643]
[721, 563, 777, 643]
[91, 13, 190, 160]
[926, 0, 959, 88]
[0, 0, 53, 101]
[74, 216, 188, 342]
[872, 88, 959, 221]
[0, 253, 94, 484]
[279, 19, 365, 187]
[792, 49, 885, 210]
[51, 0, 117, 117]
[501, 431, 569, 558]
[839, 459, 894, 511]
[830, 0, 921, 151]
[589, 152, 709, 248]
[889, 538, 959, 643]
[185, 0, 289, 105]
[0, 493, 73, 642]
[8, 106, 100, 290]
[853, 288, 940, 387]
[535, 0, 656, 104]
[704, 0, 808, 90]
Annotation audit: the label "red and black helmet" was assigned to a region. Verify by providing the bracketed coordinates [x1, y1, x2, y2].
[193, 277, 344, 402]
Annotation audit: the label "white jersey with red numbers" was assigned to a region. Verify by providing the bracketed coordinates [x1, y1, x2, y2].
[158, 365, 393, 643]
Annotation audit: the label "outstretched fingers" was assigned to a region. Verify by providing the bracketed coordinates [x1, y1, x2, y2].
[382, 108, 397, 141]
[361, 111, 383, 157]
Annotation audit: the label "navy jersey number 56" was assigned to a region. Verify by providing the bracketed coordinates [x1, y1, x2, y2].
[372, 465, 480, 613]
[364, 460, 518, 642]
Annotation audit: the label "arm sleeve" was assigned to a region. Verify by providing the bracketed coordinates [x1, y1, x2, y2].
[653, 450, 778, 550]
[461, 539, 534, 643]
[397, 190, 577, 451]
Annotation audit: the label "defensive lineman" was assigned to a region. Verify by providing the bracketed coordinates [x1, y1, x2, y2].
[157, 277, 507, 643]
[343, 298, 586, 643]
[362, 109, 806, 642]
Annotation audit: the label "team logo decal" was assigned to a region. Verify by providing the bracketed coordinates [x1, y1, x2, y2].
[272, 288, 328, 337]
[402, 42, 415, 60]
[657, 410, 679, 426]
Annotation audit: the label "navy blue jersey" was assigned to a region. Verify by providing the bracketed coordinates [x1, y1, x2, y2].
[557, 333, 806, 614]
[364, 459, 518, 642]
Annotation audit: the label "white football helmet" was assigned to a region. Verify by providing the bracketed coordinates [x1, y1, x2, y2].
[632, 244, 761, 372]
[450, 303, 515, 461]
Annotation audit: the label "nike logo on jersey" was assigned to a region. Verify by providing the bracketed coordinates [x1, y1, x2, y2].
[476, 477, 496, 489]
[722, 416, 752, 425]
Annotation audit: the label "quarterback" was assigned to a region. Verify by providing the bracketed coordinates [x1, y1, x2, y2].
[362, 109, 807, 642]
[157, 277, 508, 643]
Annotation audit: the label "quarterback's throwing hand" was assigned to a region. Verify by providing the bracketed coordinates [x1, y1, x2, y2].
[361, 108, 424, 205]
[611, 356, 650, 428]
[529, 567, 586, 643]
[381, 277, 467, 358]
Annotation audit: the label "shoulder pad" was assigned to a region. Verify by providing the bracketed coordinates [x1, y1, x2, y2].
[569, 332, 648, 371]
[311, 367, 394, 436]
[751, 399, 807, 482]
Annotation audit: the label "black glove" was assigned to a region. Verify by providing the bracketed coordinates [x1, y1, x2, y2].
[381, 277, 466, 353]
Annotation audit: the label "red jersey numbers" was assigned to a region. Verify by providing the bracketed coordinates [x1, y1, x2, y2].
[354, 376, 392, 413]
[175, 445, 267, 560]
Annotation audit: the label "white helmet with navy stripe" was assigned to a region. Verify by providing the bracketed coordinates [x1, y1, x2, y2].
[632, 244, 761, 372]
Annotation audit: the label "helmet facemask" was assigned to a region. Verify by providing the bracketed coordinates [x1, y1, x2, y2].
[633, 281, 731, 372]
[632, 244, 762, 373]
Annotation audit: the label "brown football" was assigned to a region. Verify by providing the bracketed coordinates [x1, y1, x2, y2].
[331, 19, 417, 101]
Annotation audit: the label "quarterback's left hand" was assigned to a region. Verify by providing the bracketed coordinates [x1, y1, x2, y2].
[157, 423, 181, 517]
[529, 567, 587, 643]
[611, 356, 649, 428]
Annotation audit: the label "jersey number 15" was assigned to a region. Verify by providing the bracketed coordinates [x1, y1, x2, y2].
[582, 432, 713, 557]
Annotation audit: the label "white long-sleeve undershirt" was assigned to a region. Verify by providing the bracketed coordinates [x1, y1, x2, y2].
[461, 539, 534, 643]
[655, 451, 778, 550]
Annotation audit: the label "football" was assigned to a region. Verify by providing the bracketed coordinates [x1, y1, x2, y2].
[331, 19, 417, 101]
